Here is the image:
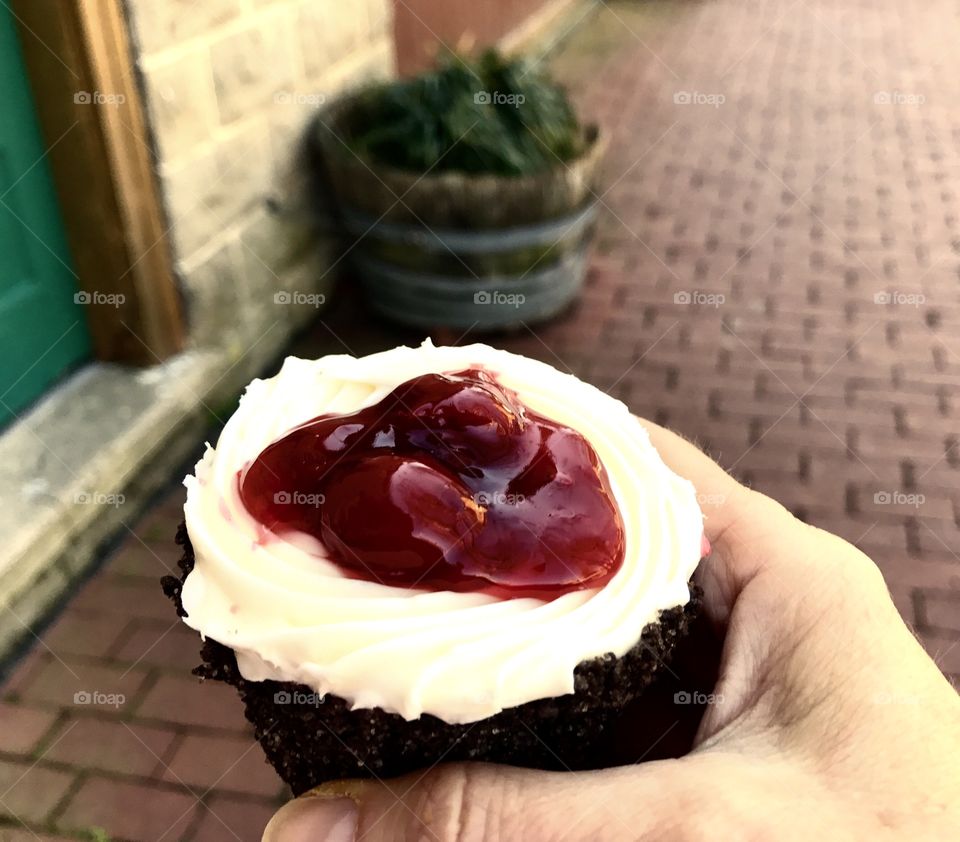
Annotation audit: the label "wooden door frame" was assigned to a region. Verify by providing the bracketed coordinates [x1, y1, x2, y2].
[10, 0, 184, 364]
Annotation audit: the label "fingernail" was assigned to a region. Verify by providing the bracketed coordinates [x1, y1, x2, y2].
[262, 794, 357, 842]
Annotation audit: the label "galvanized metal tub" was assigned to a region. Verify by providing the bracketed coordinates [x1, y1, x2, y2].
[339, 202, 596, 329]
[315, 97, 605, 330]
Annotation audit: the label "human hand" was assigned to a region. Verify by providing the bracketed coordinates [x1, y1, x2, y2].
[263, 421, 960, 841]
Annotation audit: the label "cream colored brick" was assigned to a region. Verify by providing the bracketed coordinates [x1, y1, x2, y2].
[241, 207, 316, 281]
[236, 317, 290, 382]
[268, 98, 312, 170]
[320, 37, 394, 98]
[268, 42, 397, 218]
[127, 0, 241, 56]
[363, 0, 392, 40]
[296, 1, 335, 82]
[238, 212, 308, 327]
[283, 239, 337, 329]
[179, 237, 247, 346]
[267, 98, 321, 212]
[161, 119, 272, 260]
[236, 207, 338, 336]
[161, 147, 221, 259]
[270, 37, 394, 222]
[135, 0, 391, 348]
[140, 48, 218, 162]
[211, 16, 297, 125]
[297, 0, 372, 80]
[217, 118, 276, 216]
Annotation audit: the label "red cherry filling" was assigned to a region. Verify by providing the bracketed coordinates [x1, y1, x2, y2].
[238, 368, 626, 599]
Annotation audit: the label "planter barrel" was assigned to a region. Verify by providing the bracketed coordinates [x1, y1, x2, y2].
[315, 95, 606, 331]
[340, 202, 597, 329]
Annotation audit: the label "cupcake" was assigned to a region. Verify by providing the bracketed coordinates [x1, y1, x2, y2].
[163, 341, 706, 794]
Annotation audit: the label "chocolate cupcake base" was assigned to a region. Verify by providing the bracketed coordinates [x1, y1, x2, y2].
[163, 523, 700, 795]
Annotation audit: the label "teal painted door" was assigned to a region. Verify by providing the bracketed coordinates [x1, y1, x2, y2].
[0, 6, 91, 427]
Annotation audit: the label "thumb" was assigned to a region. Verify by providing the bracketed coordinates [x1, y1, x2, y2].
[261, 761, 697, 842]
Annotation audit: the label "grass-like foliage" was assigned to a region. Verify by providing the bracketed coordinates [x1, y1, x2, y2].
[344, 50, 585, 177]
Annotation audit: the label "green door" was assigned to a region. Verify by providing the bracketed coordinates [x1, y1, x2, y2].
[0, 6, 91, 427]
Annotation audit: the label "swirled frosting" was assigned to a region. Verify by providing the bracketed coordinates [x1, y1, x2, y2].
[181, 342, 705, 724]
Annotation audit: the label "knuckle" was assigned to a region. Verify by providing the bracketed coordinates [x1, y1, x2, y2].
[409, 765, 502, 842]
[741, 485, 793, 524]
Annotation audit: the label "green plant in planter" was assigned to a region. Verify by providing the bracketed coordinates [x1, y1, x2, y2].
[345, 49, 585, 177]
[318, 49, 602, 330]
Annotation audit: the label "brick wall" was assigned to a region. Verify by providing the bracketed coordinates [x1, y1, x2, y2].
[393, 0, 563, 75]
[124, 0, 394, 365]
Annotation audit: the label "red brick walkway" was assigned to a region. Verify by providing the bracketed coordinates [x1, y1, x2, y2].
[2, 1, 959, 839]
[0, 493, 286, 841]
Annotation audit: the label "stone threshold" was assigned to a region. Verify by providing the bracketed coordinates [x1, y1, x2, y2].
[0, 347, 253, 665]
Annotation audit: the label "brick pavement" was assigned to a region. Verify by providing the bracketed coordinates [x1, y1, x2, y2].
[2, 1, 959, 839]
[0, 489, 285, 841]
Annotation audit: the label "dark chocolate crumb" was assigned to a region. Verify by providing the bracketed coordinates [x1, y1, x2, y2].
[164, 522, 700, 794]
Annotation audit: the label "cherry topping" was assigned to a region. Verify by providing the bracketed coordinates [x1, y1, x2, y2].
[238, 369, 626, 599]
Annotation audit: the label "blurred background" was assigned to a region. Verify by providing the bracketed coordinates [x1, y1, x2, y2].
[1, 0, 958, 839]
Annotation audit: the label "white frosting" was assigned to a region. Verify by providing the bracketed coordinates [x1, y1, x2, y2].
[181, 342, 704, 724]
